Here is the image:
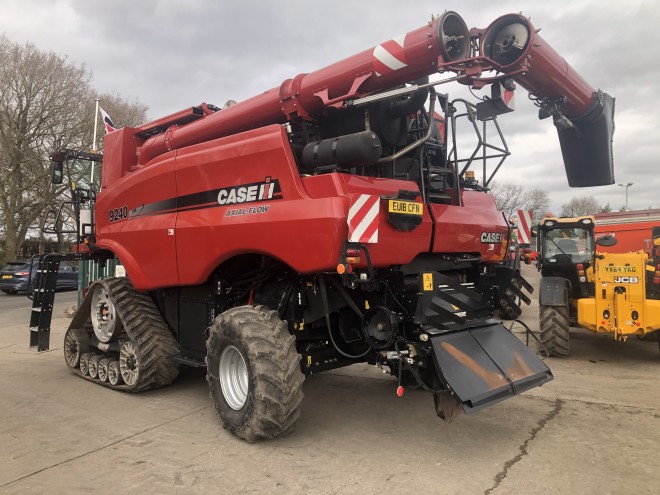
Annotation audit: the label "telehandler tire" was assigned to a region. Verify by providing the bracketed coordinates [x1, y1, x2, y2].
[539, 304, 570, 357]
[206, 305, 304, 442]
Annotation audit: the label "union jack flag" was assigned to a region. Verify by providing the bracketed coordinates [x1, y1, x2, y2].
[99, 107, 117, 134]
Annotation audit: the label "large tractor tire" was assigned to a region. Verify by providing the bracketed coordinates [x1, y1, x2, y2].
[539, 304, 570, 357]
[206, 305, 305, 442]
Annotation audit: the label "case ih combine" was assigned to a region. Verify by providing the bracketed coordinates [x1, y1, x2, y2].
[32, 11, 615, 441]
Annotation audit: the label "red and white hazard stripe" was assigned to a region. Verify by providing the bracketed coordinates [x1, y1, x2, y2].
[348, 194, 380, 243]
[372, 34, 407, 76]
[502, 87, 515, 111]
[517, 209, 533, 244]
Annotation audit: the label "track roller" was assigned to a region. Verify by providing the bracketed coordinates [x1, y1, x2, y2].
[108, 360, 123, 386]
[80, 352, 94, 376]
[98, 358, 113, 382]
[88, 354, 102, 379]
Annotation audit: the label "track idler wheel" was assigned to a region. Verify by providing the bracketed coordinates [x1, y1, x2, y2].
[63, 327, 90, 368]
[98, 358, 113, 382]
[119, 341, 140, 387]
[107, 360, 123, 386]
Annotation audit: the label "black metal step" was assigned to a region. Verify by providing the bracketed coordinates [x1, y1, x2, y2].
[427, 191, 452, 200]
[428, 166, 454, 174]
[28, 254, 62, 352]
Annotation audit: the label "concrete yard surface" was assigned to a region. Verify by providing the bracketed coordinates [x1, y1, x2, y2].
[0, 266, 658, 494]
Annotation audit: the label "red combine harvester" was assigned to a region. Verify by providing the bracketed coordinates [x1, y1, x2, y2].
[33, 12, 615, 441]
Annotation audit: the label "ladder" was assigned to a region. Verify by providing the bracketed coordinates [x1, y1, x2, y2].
[28, 254, 62, 351]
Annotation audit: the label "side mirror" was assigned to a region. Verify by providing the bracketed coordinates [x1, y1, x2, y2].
[51, 160, 64, 185]
[596, 235, 617, 247]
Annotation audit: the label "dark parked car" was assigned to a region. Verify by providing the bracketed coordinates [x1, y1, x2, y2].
[0, 260, 78, 294]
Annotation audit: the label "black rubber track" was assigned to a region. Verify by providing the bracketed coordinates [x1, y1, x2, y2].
[539, 304, 570, 357]
[206, 305, 305, 442]
[64, 277, 179, 391]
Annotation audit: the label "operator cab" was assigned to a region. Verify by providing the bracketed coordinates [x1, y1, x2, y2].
[45, 149, 103, 249]
[538, 216, 596, 299]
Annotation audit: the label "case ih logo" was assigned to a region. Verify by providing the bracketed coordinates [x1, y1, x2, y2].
[480, 232, 503, 243]
[217, 177, 281, 206]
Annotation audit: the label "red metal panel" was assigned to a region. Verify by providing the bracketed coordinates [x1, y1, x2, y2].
[101, 127, 141, 188]
[340, 175, 432, 268]
[429, 191, 507, 261]
[96, 153, 179, 290]
[173, 126, 348, 285]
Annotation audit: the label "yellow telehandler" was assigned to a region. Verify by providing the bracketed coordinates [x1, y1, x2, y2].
[537, 218, 660, 356]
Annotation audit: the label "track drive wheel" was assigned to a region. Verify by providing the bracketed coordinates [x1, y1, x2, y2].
[90, 283, 122, 343]
[539, 304, 570, 357]
[206, 305, 305, 442]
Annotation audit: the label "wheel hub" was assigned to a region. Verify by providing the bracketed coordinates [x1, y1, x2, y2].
[119, 341, 139, 386]
[90, 284, 121, 343]
[219, 345, 249, 410]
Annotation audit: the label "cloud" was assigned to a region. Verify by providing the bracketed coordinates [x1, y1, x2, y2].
[1, 0, 658, 212]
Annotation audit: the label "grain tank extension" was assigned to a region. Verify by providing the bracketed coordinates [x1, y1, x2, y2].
[32, 11, 615, 441]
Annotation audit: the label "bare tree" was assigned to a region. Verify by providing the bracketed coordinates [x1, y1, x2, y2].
[490, 182, 526, 220]
[490, 182, 550, 223]
[0, 36, 148, 265]
[560, 196, 602, 217]
[523, 187, 550, 224]
[0, 36, 94, 264]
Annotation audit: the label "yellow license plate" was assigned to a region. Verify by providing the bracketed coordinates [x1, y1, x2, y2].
[388, 200, 422, 215]
[2, 275, 12, 279]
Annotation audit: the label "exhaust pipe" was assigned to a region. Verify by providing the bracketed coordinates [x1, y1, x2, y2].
[481, 14, 615, 187]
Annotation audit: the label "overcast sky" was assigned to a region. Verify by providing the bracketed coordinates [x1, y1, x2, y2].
[2, 0, 659, 213]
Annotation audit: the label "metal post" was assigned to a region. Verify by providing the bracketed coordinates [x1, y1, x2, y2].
[91, 98, 100, 184]
[618, 182, 633, 210]
[79, 99, 101, 304]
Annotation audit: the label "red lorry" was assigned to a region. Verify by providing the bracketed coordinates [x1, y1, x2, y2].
[31, 11, 614, 441]
[595, 209, 660, 256]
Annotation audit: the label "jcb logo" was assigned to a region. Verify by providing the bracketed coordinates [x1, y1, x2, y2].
[613, 276, 638, 284]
